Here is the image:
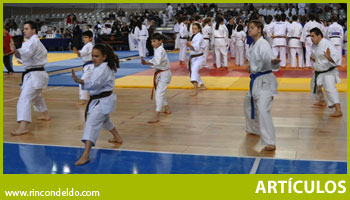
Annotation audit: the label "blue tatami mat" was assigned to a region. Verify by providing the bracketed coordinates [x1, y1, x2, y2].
[48, 59, 151, 87]
[3, 51, 139, 73]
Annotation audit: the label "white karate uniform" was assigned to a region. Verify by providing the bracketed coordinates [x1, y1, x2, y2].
[78, 42, 94, 100]
[271, 21, 288, 67]
[287, 21, 304, 67]
[162, 13, 167, 26]
[174, 23, 180, 49]
[166, 5, 173, 19]
[81, 62, 117, 146]
[229, 28, 236, 58]
[233, 30, 246, 66]
[179, 22, 188, 62]
[16, 35, 49, 123]
[149, 45, 172, 112]
[298, 3, 306, 16]
[189, 33, 205, 85]
[301, 20, 322, 67]
[344, 30, 347, 59]
[310, 38, 341, 107]
[134, 25, 149, 57]
[212, 24, 228, 68]
[327, 22, 344, 66]
[100, 27, 112, 35]
[263, 23, 273, 47]
[245, 37, 280, 146]
[202, 24, 212, 66]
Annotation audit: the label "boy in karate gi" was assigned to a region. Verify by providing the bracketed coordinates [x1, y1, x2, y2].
[141, 33, 172, 123]
[73, 31, 94, 105]
[12, 21, 51, 135]
[245, 20, 281, 151]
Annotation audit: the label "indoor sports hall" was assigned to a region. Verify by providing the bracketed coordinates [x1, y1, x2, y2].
[3, 3, 347, 174]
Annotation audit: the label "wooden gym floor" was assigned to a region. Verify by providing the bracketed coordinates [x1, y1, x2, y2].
[3, 73, 347, 162]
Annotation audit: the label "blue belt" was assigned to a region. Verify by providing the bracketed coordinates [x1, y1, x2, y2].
[249, 70, 272, 119]
[83, 61, 93, 68]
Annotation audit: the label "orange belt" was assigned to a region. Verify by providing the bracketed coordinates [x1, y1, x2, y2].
[151, 70, 166, 100]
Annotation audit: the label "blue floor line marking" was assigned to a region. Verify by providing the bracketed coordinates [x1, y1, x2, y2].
[3, 142, 346, 174]
[256, 158, 347, 174]
[4, 143, 254, 174]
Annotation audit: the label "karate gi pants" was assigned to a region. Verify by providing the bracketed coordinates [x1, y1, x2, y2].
[190, 56, 204, 86]
[244, 92, 276, 146]
[82, 105, 115, 146]
[179, 39, 187, 62]
[17, 78, 48, 123]
[273, 46, 286, 67]
[214, 45, 227, 68]
[155, 70, 171, 112]
[289, 47, 304, 67]
[311, 74, 340, 107]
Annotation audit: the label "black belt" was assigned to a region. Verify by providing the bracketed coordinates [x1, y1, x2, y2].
[85, 91, 113, 120]
[180, 37, 188, 39]
[289, 37, 300, 40]
[274, 36, 286, 38]
[306, 35, 310, 37]
[22, 67, 45, 83]
[83, 61, 93, 68]
[330, 36, 341, 38]
[204, 38, 210, 40]
[215, 37, 224, 39]
[188, 53, 203, 77]
[313, 67, 336, 94]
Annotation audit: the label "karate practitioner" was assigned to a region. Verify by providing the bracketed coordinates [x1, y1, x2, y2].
[212, 17, 228, 69]
[244, 20, 281, 151]
[326, 15, 344, 66]
[173, 18, 180, 49]
[233, 24, 246, 66]
[166, 3, 173, 20]
[287, 15, 304, 68]
[141, 33, 172, 123]
[187, 23, 206, 96]
[72, 43, 123, 165]
[179, 17, 189, 65]
[226, 17, 236, 59]
[300, 14, 322, 67]
[201, 18, 212, 68]
[271, 14, 288, 67]
[12, 21, 51, 135]
[134, 20, 149, 58]
[310, 28, 342, 117]
[73, 31, 94, 104]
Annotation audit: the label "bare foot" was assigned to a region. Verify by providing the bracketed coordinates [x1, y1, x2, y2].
[11, 128, 29, 136]
[198, 85, 207, 90]
[74, 157, 90, 166]
[108, 135, 123, 144]
[77, 100, 88, 105]
[330, 111, 342, 117]
[246, 132, 260, 136]
[37, 115, 51, 121]
[190, 91, 198, 96]
[162, 106, 171, 114]
[264, 145, 276, 151]
[148, 118, 160, 123]
[313, 101, 326, 107]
